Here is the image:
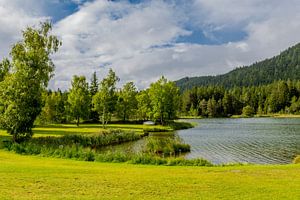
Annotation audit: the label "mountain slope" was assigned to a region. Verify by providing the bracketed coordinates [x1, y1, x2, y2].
[176, 43, 300, 91]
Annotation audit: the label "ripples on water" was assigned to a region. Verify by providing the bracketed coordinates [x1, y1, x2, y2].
[178, 118, 300, 164]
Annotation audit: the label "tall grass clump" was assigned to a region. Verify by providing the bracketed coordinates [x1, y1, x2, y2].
[128, 154, 213, 166]
[143, 127, 170, 134]
[0, 137, 212, 166]
[95, 151, 132, 163]
[293, 155, 300, 164]
[0, 129, 140, 162]
[0, 128, 215, 167]
[22, 129, 141, 149]
[166, 121, 194, 130]
[166, 158, 213, 166]
[129, 154, 168, 165]
[145, 136, 190, 156]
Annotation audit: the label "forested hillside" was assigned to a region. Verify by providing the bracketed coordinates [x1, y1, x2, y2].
[176, 43, 300, 91]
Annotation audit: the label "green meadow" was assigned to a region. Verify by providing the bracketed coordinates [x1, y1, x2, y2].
[0, 123, 171, 138]
[0, 150, 299, 200]
[1, 123, 300, 199]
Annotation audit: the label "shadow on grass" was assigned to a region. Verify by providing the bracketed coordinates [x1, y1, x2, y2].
[34, 124, 146, 130]
[32, 129, 85, 136]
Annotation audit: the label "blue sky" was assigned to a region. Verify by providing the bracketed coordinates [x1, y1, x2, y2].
[54, 0, 249, 45]
[0, 0, 299, 90]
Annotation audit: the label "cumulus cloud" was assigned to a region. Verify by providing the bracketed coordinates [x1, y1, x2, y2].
[51, 0, 190, 89]
[0, 1, 47, 58]
[0, 0, 299, 90]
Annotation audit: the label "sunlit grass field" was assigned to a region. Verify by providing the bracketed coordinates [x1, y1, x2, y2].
[0, 123, 172, 138]
[0, 150, 300, 199]
[1, 122, 299, 199]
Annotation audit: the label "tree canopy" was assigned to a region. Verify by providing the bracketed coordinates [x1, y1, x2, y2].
[92, 69, 119, 127]
[117, 82, 138, 121]
[148, 76, 180, 124]
[0, 22, 61, 142]
[67, 75, 91, 126]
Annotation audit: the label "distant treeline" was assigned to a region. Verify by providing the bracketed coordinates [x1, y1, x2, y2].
[180, 80, 300, 117]
[37, 70, 179, 126]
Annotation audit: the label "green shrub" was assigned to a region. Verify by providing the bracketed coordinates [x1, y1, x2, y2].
[1, 138, 212, 166]
[0, 128, 215, 167]
[11, 129, 141, 150]
[293, 155, 300, 164]
[166, 121, 194, 130]
[129, 154, 167, 165]
[82, 150, 95, 161]
[242, 105, 255, 117]
[167, 158, 213, 166]
[143, 127, 169, 133]
[145, 136, 190, 155]
[95, 151, 131, 163]
[0, 139, 13, 150]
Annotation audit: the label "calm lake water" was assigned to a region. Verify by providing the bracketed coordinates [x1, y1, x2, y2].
[178, 118, 300, 164]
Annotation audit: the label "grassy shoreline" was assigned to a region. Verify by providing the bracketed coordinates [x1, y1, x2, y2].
[232, 114, 300, 118]
[179, 114, 300, 119]
[0, 121, 194, 138]
[0, 150, 300, 199]
[0, 121, 198, 166]
[1, 120, 299, 199]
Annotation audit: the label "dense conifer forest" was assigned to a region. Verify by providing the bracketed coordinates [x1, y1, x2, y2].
[180, 80, 300, 117]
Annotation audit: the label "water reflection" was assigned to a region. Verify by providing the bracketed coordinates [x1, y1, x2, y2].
[98, 132, 182, 157]
[97, 118, 300, 164]
[178, 118, 300, 164]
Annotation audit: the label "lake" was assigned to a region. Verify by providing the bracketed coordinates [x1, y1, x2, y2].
[178, 118, 300, 164]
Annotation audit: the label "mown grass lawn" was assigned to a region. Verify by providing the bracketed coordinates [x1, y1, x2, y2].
[1, 150, 300, 200]
[0, 123, 171, 138]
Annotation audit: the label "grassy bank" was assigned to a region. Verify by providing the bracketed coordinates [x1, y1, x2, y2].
[230, 114, 300, 118]
[0, 150, 299, 199]
[0, 121, 198, 166]
[0, 130, 208, 166]
[271, 114, 300, 118]
[179, 114, 300, 119]
[0, 122, 191, 138]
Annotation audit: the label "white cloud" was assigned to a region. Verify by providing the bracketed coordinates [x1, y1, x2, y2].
[0, 1, 47, 58]
[51, 0, 190, 89]
[0, 0, 299, 90]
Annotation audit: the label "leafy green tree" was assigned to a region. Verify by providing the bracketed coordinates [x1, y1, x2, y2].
[0, 22, 61, 142]
[136, 90, 151, 120]
[89, 72, 99, 122]
[148, 76, 179, 124]
[0, 59, 10, 81]
[222, 92, 233, 115]
[55, 89, 68, 123]
[290, 96, 300, 114]
[265, 81, 289, 113]
[257, 105, 264, 116]
[38, 91, 56, 124]
[164, 80, 180, 120]
[242, 105, 255, 117]
[93, 69, 119, 127]
[67, 75, 91, 126]
[117, 82, 138, 121]
[207, 97, 217, 117]
[199, 99, 207, 117]
[90, 71, 98, 96]
[38, 90, 66, 124]
[180, 90, 191, 115]
[188, 104, 198, 117]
